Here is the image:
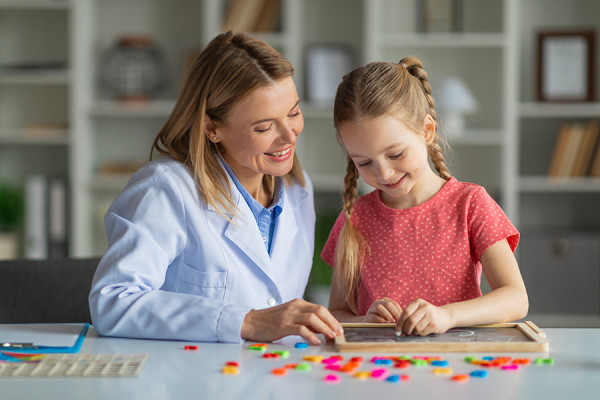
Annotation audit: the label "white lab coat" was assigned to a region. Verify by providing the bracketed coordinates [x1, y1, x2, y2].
[89, 157, 315, 343]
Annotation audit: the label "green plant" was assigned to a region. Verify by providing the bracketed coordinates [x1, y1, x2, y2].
[0, 182, 23, 231]
[308, 211, 339, 287]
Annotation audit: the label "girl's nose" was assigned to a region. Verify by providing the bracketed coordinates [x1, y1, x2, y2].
[376, 162, 393, 180]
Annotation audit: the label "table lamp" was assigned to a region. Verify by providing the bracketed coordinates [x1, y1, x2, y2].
[436, 77, 478, 138]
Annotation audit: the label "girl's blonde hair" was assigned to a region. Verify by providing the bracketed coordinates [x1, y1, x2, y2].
[332, 56, 450, 314]
[151, 31, 305, 219]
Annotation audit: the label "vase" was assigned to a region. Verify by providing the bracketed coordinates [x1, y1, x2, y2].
[101, 35, 167, 101]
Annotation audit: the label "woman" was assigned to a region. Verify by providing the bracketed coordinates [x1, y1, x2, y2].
[89, 31, 343, 345]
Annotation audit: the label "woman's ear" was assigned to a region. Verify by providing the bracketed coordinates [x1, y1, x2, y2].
[205, 115, 220, 143]
[422, 114, 436, 145]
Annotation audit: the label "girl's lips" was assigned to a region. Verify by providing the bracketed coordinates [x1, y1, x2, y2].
[383, 174, 406, 189]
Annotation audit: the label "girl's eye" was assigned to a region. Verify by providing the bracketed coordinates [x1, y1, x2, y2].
[390, 152, 404, 159]
[356, 160, 371, 167]
[289, 108, 301, 118]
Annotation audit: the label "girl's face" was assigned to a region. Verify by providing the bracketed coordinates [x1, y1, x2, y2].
[210, 77, 303, 187]
[338, 114, 438, 209]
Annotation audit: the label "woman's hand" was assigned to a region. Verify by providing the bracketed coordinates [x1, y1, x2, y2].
[241, 298, 344, 345]
[395, 298, 453, 336]
[363, 297, 402, 323]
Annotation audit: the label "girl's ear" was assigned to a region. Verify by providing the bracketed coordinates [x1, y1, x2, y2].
[204, 115, 220, 143]
[422, 114, 436, 145]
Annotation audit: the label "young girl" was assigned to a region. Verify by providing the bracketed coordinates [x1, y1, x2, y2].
[321, 57, 528, 336]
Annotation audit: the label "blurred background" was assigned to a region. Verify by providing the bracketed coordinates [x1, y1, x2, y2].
[1, 0, 599, 327]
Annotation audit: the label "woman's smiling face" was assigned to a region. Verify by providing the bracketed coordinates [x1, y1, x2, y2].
[212, 77, 303, 185]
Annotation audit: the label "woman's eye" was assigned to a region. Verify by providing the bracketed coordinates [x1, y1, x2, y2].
[289, 111, 300, 118]
[356, 160, 371, 167]
[390, 152, 404, 159]
[255, 124, 272, 133]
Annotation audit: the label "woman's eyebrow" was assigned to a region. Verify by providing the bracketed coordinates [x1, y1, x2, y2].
[250, 100, 301, 125]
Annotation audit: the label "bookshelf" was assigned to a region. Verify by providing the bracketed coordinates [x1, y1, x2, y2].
[513, 0, 600, 324]
[0, 0, 72, 259]
[3, 0, 600, 324]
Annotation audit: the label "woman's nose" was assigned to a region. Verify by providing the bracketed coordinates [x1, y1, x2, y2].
[280, 120, 299, 143]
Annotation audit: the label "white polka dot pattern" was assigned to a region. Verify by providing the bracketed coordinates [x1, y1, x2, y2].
[321, 177, 519, 315]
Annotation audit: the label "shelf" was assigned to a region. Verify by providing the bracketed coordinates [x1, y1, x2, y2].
[446, 129, 504, 146]
[88, 174, 131, 192]
[0, 128, 69, 145]
[0, 69, 70, 85]
[519, 102, 600, 118]
[519, 176, 600, 193]
[90, 100, 176, 118]
[0, 0, 70, 9]
[379, 33, 507, 48]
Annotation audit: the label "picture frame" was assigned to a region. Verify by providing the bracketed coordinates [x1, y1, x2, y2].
[537, 30, 596, 102]
[334, 321, 548, 353]
[417, 0, 463, 33]
[305, 45, 353, 106]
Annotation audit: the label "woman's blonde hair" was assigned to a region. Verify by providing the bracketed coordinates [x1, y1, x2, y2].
[151, 31, 305, 219]
[332, 56, 450, 314]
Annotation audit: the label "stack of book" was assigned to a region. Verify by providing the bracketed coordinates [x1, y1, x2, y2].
[221, 0, 281, 33]
[547, 120, 600, 178]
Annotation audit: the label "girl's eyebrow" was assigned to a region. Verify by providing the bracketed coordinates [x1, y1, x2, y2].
[348, 143, 405, 159]
[250, 100, 300, 125]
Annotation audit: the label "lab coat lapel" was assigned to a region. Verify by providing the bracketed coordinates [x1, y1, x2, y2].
[224, 196, 274, 279]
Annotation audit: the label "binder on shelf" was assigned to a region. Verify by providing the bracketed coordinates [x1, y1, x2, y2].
[24, 174, 47, 259]
[48, 177, 68, 259]
[23, 175, 68, 259]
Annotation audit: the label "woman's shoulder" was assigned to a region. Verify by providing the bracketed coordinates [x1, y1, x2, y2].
[128, 156, 193, 186]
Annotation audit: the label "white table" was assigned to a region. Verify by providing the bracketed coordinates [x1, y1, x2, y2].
[3, 326, 600, 399]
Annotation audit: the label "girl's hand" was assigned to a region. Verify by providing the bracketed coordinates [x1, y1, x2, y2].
[363, 297, 402, 323]
[395, 298, 453, 336]
[241, 298, 344, 345]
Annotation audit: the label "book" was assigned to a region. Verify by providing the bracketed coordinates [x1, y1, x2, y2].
[222, 0, 267, 32]
[253, 0, 281, 32]
[572, 120, 599, 176]
[559, 123, 585, 177]
[589, 128, 600, 177]
[548, 124, 571, 177]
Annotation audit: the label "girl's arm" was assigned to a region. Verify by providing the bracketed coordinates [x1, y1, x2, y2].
[397, 238, 529, 335]
[329, 266, 402, 323]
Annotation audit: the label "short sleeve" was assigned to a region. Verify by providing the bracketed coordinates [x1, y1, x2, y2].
[320, 211, 347, 268]
[468, 187, 519, 261]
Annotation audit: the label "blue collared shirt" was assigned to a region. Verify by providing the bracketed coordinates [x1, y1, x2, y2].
[220, 159, 284, 254]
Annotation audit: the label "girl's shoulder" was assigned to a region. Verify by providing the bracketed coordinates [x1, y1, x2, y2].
[441, 177, 489, 202]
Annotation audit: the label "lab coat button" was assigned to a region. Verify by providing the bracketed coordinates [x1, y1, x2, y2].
[267, 297, 276, 306]
[262, 236, 267, 242]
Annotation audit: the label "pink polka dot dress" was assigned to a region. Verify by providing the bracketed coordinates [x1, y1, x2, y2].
[321, 177, 519, 315]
